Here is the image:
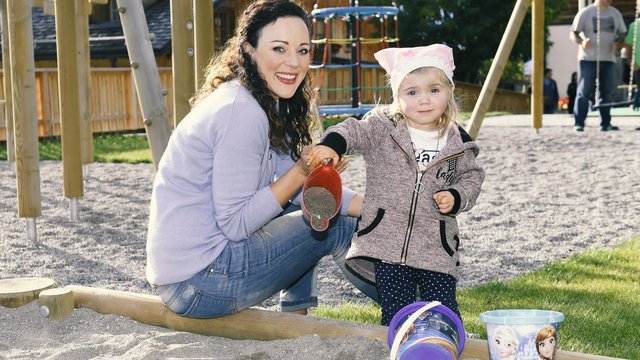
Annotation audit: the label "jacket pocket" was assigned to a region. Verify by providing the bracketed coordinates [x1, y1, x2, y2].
[439, 220, 459, 257]
[357, 208, 385, 236]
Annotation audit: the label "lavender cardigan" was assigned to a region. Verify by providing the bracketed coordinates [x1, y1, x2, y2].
[146, 80, 355, 285]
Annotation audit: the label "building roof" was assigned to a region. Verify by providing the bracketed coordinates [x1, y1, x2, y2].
[2, 0, 172, 62]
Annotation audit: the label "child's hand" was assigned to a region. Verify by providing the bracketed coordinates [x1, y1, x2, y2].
[433, 191, 454, 214]
[307, 145, 340, 169]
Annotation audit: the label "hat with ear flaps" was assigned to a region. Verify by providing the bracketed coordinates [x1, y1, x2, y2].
[374, 44, 455, 97]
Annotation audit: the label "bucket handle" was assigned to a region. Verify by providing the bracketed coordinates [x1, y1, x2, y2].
[389, 301, 441, 360]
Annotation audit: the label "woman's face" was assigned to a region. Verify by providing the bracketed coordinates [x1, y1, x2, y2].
[245, 16, 311, 99]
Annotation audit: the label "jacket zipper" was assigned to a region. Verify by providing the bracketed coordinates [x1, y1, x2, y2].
[391, 135, 465, 263]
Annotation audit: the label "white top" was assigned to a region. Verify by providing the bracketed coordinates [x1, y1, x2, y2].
[571, 4, 626, 63]
[407, 126, 446, 171]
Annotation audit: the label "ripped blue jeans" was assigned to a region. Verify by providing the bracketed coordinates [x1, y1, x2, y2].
[154, 206, 379, 318]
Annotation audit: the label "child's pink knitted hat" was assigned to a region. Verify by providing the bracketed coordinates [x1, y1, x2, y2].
[374, 44, 455, 96]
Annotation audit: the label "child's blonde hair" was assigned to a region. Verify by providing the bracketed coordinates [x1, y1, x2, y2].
[389, 66, 460, 135]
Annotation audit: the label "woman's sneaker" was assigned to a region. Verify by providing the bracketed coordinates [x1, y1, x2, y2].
[601, 125, 619, 131]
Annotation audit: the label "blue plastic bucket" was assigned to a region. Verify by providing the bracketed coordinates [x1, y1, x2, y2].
[387, 301, 465, 360]
[480, 309, 565, 360]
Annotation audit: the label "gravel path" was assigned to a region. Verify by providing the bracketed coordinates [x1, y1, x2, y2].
[1, 115, 638, 359]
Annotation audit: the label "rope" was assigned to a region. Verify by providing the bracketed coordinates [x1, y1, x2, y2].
[356, 12, 362, 105]
[595, 5, 601, 107]
[310, 2, 400, 102]
[628, 0, 640, 103]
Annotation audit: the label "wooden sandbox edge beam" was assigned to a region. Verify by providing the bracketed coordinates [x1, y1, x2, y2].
[66, 285, 388, 341]
[64, 285, 619, 360]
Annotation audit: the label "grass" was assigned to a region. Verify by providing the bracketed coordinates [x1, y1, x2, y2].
[2, 120, 637, 358]
[0, 133, 153, 163]
[0, 110, 511, 162]
[313, 237, 640, 359]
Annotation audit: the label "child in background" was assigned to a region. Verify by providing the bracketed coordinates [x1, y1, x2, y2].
[308, 44, 485, 325]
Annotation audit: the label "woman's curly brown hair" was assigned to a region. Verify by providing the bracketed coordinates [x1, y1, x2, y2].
[190, 0, 319, 160]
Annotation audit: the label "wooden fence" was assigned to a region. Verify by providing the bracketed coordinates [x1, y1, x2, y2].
[0, 67, 529, 142]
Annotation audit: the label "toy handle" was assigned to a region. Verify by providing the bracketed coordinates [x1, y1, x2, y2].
[389, 301, 441, 360]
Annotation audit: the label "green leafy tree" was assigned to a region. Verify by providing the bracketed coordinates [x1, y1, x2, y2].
[361, 0, 567, 85]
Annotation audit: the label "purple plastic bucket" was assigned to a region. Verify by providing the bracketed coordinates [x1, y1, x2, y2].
[387, 301, 466, 360]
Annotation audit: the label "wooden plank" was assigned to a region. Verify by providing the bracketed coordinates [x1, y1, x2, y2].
[531, 0, 544, 130]
[55, 0, 84, 199]
[61, 285, 622, 360]
[67, 285, 388, 342]
[170, 0, 195, 126]
[465, 0, 529, 139]
[117, 0, 171, 169]
[1, 0, 14, 158]
[193, 0, 214, 90]
[75, 0, 94, 164]
[39, 288, 74, 320]
[7, 0, 42, 219]
[0, 277, 57, 308]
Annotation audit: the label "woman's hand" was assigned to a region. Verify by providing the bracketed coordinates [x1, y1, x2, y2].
[295, 145, 314, 177]
[334, 156, 349, 173]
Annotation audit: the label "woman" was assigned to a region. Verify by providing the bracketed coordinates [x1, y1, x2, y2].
[145, 0, 377, 319]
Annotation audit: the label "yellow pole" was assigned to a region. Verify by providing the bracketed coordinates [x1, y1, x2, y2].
[532, 0, 544, 130]
[0, 0, 14, 164]
[7, 0, 41, 219]
[193, 0, 214, 90]
[75, 0, 94, 165]
[54, 0, 84, 200]
[465, 0, 530, 139]
[170, 0, 195, 126]
[116, 0, 171, 168]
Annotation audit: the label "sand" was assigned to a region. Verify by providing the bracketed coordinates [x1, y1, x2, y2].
[1, 114, 639, 359]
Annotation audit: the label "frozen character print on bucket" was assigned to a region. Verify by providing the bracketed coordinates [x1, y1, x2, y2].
[493, 325, 519, 360]
[308, 44, 485, 326]
[536, 325, 557, 360]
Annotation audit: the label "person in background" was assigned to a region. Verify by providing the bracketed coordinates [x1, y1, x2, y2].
[566, 71, 578, 115]
[308, 44, 485, 325]
[543, 68, 559, 114]
[146, 0, 378, 319]
[570, 0, 626, 132]
[624, 17, 640, 129]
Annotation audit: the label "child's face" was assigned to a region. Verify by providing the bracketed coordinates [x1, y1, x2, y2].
[397, 67, 450, 131]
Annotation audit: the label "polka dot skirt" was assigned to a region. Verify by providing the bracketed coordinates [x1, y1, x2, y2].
[374, 261, 460, 326]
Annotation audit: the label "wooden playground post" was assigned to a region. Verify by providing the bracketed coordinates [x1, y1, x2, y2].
[465, 0, 529, 140]
[54, 0, 85, 221]
[6, 0, 42, 242]
[75, 0, 95, 167]
[1, 0, 14, 166]
[193, 0, 214, 90]
[531, 0, 544, 130]
[116, 0, 171, 169]
[170, 0, 195, 126]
